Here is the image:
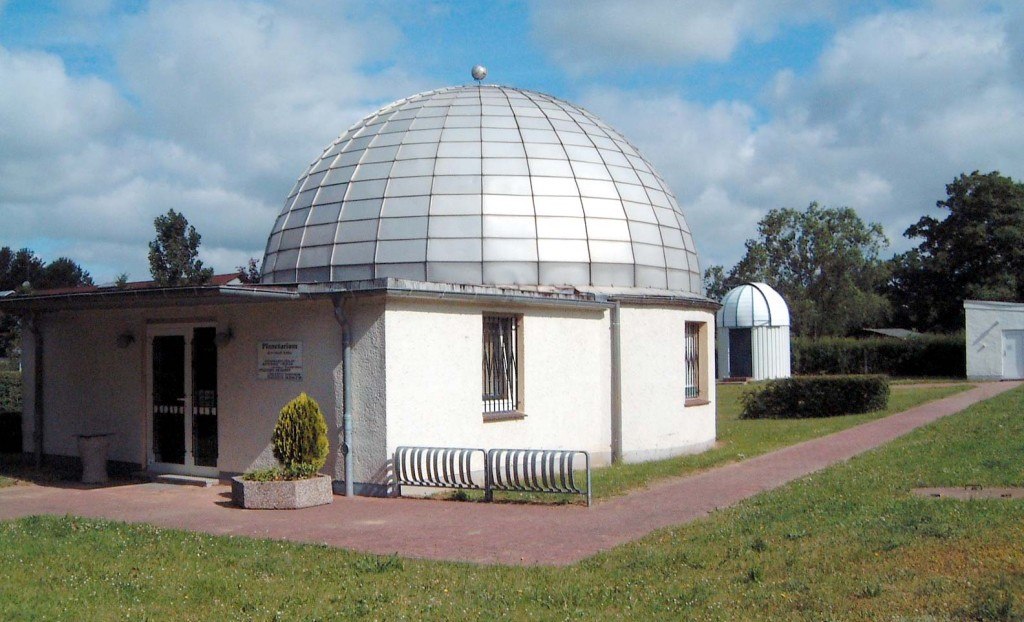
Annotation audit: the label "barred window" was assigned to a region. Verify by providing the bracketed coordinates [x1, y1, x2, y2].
[482, 314, 520, 413]
[685, 323, 701, 399]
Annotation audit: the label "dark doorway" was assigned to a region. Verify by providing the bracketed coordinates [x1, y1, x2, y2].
[729, 328, 753, 378]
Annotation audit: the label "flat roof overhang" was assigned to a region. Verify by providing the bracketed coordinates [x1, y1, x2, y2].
[0, 278, 720, 315]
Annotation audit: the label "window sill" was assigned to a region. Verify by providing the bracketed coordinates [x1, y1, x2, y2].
[482, 411, 527, 423]
[685, 398, 710, 407]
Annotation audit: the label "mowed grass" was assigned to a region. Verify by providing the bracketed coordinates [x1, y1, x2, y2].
[0, 475, 13, 488]
[582, 382, 970, 500]
[441, 382, 971, 504]
[0, 387, 1021, 620]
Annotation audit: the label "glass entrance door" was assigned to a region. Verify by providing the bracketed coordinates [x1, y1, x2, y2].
[149, 326, 218, 476]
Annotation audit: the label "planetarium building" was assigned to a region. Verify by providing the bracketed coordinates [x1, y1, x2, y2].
[4, 77, 719, 495]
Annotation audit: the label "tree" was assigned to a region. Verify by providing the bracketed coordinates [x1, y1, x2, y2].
[0, 247, 93, 357]
[236, 257, 262, 284]
[891, 171, 1024, 332]
[724, 203, 890, 337]
[0, 247, 44, 291]
[37, 257, 93, 290]
[703, 265, 733, 301]
[148, 209, 213, 286]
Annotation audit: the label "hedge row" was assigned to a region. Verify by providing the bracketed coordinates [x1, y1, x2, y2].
[792, 334, 965, 377]
[0, 371, 20, 413]
[741, 375, 890, 419]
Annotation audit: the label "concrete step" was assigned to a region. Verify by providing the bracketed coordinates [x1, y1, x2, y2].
[151, 474, 220, 488]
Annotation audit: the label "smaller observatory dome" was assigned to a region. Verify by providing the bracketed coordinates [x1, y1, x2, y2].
[717, 282, 790, 328]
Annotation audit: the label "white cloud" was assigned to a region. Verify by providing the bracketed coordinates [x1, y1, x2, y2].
[117, 0, 419, 198]
[0, 1, 416, 282]
[0, 46, 126, 158]
[530, 0, 835, 72]
[579, 5, 1024, 269]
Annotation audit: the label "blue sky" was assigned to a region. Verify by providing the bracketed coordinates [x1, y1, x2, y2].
[1, 0, 1022, 283]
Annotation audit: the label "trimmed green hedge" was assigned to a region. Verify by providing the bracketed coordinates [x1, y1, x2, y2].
[741, 375, 890, 419]
[792, 334, 965, 377]
[0, 371, 20, 413]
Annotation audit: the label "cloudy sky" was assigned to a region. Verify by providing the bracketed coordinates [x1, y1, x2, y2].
[1, 0, 1022, 283]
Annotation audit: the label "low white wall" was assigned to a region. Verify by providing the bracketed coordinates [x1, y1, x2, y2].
[752, 325, 791, 380]
[618, 305, 716, 462]
[965, 300, 1024, 380]
[383, 297, 613, 465]
[21, 299, 363, 478]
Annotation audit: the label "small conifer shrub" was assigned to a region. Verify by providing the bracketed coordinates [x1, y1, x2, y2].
[271, 392, 329, 478]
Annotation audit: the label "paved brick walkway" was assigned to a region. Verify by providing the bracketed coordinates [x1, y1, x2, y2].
[0, 381, 1017, 566]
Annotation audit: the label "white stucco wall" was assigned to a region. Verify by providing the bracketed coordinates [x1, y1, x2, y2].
[19, 290, 720, 493]
[965, 299, 1024, 380]
[20, 299, 370, 478]
[383, 297, 614, 465]
[619, 305, 716, 462]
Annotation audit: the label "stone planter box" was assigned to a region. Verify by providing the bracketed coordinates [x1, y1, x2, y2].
[231, 474, 334, 509]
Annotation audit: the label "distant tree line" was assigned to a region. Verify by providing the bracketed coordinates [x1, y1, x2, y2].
[0, 247, 94, 356]
[705, 170, 1024, 336]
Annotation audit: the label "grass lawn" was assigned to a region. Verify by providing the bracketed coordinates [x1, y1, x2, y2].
[479, 382, 970, 502]
[0, 475, 13, 488]
[0, 386, 1021, 620]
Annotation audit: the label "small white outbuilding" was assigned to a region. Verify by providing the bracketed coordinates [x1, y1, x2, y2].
[716, 282, 791, 380]
[964, 299, 1024, 380]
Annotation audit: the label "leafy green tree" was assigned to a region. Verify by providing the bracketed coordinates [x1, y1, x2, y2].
[148, 209, 213, 286]
[0, 247, 44, 291]
[891, 171, 1024, 332]
[236, 257, 262, 284]
[725, 202, 890, 337]
[703, 265, 734, 301]
[37, 257, 93, 290]
[0, 247, 92, 356]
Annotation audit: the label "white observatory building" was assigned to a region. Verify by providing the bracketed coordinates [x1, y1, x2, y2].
[5, 71, 720, 495]
[716, 282, 791, 380]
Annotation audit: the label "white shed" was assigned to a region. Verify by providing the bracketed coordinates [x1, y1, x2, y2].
[716, 282, 791, 380]
[964, 299, 1024, 380]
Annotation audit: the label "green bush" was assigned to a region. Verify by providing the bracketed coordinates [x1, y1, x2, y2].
[741, 375, 890, 419]
[0, 371, 21, 413]
[792, 334, 965, 377]
[241, 463, 319, 482]
[271, 392, 329, 475]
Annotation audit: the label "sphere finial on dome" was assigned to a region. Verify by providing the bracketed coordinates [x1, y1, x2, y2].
[471, 65, 487, 82]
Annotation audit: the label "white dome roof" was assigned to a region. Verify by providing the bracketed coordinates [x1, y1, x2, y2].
[717, 282, 790, 327]
[261, 84, 702, 293]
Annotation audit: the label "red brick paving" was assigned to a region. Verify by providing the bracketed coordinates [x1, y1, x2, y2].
[0, 381, 1017, 566]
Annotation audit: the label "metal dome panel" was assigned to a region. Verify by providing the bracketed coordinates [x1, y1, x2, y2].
[716, 282, 791, 327]
[262, 84, 702, 293]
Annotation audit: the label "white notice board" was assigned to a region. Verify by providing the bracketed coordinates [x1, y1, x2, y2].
[257, 341, 303, 380]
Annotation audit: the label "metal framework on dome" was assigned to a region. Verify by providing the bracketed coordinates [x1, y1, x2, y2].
[262, 84, 702, 294]
[717, 282, 791, 328]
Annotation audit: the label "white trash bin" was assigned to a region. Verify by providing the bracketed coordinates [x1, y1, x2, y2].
[78, 434, 112, 484]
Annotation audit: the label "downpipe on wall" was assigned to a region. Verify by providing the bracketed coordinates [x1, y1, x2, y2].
[331, 296, 354, 497]
[610, 301, 622, 464]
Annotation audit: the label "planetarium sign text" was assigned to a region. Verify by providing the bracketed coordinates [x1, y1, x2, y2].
[257, 341, 303, 381]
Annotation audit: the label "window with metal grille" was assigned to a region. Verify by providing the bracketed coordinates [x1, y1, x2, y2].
[482, 314, 520, 413]
[685, 323, 701, 399]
